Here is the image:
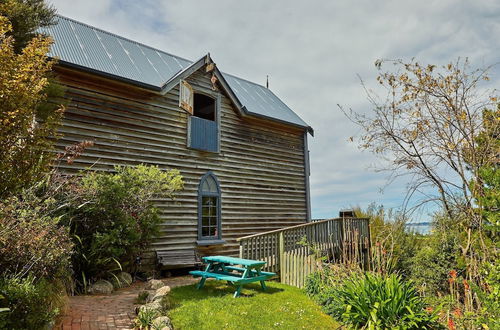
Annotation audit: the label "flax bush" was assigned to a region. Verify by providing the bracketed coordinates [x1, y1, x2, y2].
[306, 270, 442, 329]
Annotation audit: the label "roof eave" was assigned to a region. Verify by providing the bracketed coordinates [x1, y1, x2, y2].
[55, 59, 162, 92]
[243, 106, 313, 135]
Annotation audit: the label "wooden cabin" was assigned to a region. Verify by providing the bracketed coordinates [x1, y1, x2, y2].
[41, 16, 313, 267]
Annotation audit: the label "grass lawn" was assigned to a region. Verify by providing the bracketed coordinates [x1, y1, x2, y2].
[168, 280, 339, 329]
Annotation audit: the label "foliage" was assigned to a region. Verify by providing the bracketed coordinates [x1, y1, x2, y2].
[0, 177, 73, 280]
[61, 165, 183, 288]
[469, 106, 499, 252]
[355, 204, 423, 276]
[307, 270, 441, 329]
[305, 263, 363, 311]
[169, 281, 338, 329]
[0, 276, 66, 329]
[134, 307, 159, 329]
[0, 0, 56, 52]
[136, 291, 149, 305]
[476, 261, 500, 328]
[343, 59, 499, 327]
[409, 215, 460, 296]
[0, 14, 64, 198]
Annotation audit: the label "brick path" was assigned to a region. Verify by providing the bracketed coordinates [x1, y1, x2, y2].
[56, 276, 197, 330]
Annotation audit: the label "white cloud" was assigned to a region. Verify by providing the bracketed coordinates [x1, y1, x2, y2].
[48, 0, 500, 219]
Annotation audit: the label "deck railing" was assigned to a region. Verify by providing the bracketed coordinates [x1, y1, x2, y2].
[237, 217, 370, 288]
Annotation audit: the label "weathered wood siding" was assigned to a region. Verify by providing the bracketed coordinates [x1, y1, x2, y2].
[53, 66, 308, 264]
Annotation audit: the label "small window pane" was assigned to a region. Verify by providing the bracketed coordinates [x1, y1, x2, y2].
[207, 176, 218, 192]
[202, 207, 209, 216]
[209, 227, 216, 236]
[202, 227, 209, 237]
[209, 206, 217, 216]
[202, 181, 210, 192]
[202, 217, 209, 227]
[202, 197, 214, 206]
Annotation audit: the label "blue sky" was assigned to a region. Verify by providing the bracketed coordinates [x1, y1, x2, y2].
[48, 0, 500, 221]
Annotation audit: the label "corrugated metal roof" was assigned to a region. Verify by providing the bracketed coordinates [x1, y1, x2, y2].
[40, 16, 311, 131]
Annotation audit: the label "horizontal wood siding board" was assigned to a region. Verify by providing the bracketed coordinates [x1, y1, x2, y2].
[53, 66, 308, 264]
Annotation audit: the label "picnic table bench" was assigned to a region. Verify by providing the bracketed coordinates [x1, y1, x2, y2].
[189, 255, 276, 297]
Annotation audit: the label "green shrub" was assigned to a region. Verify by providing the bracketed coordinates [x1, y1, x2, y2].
[355, 204, 424, 276]
[0, 276, 66, 330]
[305, 264, 362, 302]
[308, 271, 442, 329]
[409, 224, 460, 296]
[62, 165, 183, 289]
[0, 180, 73, 279]
[474, 261, 500, 329]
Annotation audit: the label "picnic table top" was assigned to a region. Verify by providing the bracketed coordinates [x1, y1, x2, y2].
[202, 255, 266, 267]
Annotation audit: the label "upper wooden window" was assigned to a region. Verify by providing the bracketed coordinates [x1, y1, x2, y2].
[185, 90, 220, 153]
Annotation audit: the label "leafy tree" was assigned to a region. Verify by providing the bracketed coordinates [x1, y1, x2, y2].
[0, 14, 64, 198]
[0, 0, 56, 53]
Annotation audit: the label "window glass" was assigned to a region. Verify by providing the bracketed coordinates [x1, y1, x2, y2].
[199, 174, 221, 240]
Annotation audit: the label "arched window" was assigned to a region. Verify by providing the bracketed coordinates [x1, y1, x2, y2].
[197, 171, 224, 244]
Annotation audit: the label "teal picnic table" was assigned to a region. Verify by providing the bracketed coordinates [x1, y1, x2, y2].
[189, 256, 276, 298]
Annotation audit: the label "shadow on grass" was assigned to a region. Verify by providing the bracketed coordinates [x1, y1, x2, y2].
[169, 280, 284, 306]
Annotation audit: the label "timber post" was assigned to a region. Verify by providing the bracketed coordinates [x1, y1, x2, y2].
[279, 232, 285, 283]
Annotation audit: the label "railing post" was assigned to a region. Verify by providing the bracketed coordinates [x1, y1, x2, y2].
[239, 240, 243, 259]
[279, 232, 285, 283]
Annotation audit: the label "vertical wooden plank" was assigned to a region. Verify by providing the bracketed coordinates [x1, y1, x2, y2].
[257, 235, 260, 261]
[299, 252, 303, 288]
[263, 234, 267, 270]
[251, 237, 255, 260]
[295, 252, 299, 288]
[279, 232, 285, 283]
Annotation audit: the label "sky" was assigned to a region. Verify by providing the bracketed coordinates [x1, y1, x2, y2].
[47, 0, 500, 221]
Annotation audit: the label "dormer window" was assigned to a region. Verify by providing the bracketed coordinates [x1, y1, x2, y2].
[180, 80, 220, 153]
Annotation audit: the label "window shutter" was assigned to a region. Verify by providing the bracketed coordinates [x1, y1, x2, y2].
[179, 80, 193, 115]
